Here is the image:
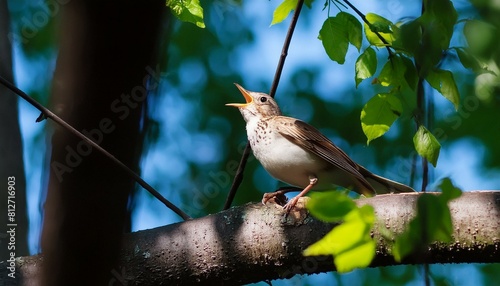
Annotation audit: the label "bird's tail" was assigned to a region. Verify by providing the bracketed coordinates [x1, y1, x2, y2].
[358, 166, 416, 194]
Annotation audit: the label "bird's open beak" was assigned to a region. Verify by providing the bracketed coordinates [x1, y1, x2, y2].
[225, 83, 253, 107]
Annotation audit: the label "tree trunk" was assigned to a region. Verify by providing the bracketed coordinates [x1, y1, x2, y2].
[40, 1, 165, 285]
[4, 191, 500, 285]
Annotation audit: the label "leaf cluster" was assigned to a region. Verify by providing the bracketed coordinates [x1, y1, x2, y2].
[304, 191, 376, 273]
[166, 0, 205, 28]
[305, 178, 462, 273]
[303, 0, 492, 166]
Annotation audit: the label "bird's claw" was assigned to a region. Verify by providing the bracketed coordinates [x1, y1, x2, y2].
[262, 191, 288, 206]
[282, 197, 299, 212]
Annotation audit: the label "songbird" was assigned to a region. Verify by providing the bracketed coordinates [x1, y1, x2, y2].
[226, 84, 415, 211]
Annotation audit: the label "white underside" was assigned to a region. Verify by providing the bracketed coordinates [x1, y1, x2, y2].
[246, 118, 351, 190]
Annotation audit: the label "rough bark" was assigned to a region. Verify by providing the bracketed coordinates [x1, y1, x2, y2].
[2, 191, 500, 285]
[40, 1, 165, 285]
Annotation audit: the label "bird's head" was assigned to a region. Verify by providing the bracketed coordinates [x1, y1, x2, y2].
[226, 83, 282, 122]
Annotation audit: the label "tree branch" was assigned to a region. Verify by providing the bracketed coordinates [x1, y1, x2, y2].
[5, 191, 500, 285]
[0, 76, 190, 221]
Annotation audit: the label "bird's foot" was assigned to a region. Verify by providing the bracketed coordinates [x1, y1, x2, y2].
[261, 186, 301, 206]
[282, 196, 300, 212]
[261, 191, 288, 206]
[281, 178, 317, 211]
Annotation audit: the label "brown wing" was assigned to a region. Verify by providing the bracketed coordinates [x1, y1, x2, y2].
[275, 116, 375, 194]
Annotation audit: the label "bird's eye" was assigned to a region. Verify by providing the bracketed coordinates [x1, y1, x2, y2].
[260, 97, 268, 103]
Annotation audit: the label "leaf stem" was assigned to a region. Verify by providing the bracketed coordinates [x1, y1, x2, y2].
[340, 0, 393, 57]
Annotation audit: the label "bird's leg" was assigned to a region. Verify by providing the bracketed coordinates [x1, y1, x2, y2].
[283, 176, 318, 211]
[262, 186, 300, 205]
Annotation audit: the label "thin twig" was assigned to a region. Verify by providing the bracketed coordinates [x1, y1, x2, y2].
[223, 0, 305, 210]
[414, 0, 428, 194]
[223, 143, 252, 210]
[417, 1, 431, 283]
[0, 75, 191, 221]
[269, 0, 305, 99]
[424, 263, 431, 286]
[416, 76, 428, 193]
[341, 0, 393, 57]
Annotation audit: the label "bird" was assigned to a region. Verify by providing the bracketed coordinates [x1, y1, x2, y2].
[226, 83, 416, 211]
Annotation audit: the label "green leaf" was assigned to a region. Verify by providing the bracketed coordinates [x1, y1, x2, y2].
[345, 14, 363, 51]
[400, 56, 418, 90]
[464, 20, 497, 56]
[166, 0, 205, 28]
[271, 0, 298, 26]
[394, 19, 422, 55]
[334, 240, 376, 273]
[364, 13, 399, 47]
[417, 195, 453, 242]
[393, 179, 461, 262]
[377, 56, 405, 87]
[392, 230, 414, 262]
[304, 204, 376, 273]
[413, 125, 441, 167]
[303, 229, 336, 256]
[361, 93, 402, 144]
[420, 0, 457, 52]
[413, 22, 443, 77]
[436, 177, 462, 202]
[425, 68, 460, 110]
[304, 0, 315, 8]
[415, 0, 457, 76]
[351, 204, 376, 226]
[454, 47, 477, 70]
[377, 60, 393, 87]
[422, 0, 457, 39]
[394, 194, 446, 261]
[307, 192, 356, 222]
[319, 12, 362, 64]
[453, 47, 495, 75]
[319, 17, 347, 64]
[378, 55, 418, 90]
[355, 47, 377, 87]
